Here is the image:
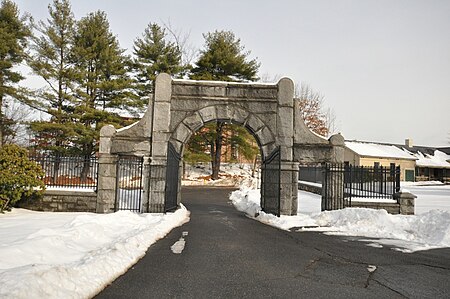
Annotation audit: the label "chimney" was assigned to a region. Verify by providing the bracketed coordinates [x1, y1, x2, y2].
[405, 138, 413, 148]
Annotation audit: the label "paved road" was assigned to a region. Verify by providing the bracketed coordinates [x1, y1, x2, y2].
[96, 187, 450, 298]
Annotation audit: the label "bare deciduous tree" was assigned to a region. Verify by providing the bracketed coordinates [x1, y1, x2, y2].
[295, 83, 337, 137]
[259, 76, 338, 137]
[161, 19, 197, 75]
[2, 99, 33, 146]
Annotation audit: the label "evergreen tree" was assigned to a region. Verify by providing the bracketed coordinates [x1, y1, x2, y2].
[187, 30, 260, 179]
[133, 22, 183, 98]
[190, 30, 259, 82]
[0, 0, 31, 147]
[71, 10, 134, 177]
[28, 0, 77, 154]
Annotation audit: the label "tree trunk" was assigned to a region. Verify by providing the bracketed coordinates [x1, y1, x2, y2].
[52, 153, 61, 184]
[80, 144, 93, 181]
[0, 86, 3, 147]
[211, 122, 224, 180]
[251, 155, 258, 177]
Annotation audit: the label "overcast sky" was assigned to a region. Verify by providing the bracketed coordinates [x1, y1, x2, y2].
[15, 0, 450, 146]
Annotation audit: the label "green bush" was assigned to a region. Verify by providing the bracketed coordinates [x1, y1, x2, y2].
[0, 144, 45, 212]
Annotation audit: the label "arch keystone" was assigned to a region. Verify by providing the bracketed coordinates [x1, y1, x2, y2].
[216, 105, 233, 121]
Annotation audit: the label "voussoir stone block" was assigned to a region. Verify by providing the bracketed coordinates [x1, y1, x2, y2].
[173, 122, 192, 143]
[199, 106, 217, 123]
[246, 114, 265, 133]
[183, 112, 204, 132]
[255, 126, 275, 146]
[231, 106, 249, 124]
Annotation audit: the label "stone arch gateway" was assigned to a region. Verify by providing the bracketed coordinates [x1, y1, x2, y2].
[97, 73, 345, 215]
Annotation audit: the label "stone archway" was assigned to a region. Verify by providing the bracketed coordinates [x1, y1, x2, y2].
[97, 73, 345, 215]
[170, 104, 276, 158]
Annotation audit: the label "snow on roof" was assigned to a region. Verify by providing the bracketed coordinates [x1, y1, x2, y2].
[345, 141, 417, 160]
[413, 150, 450, 169]
[105, 107, 145, 119]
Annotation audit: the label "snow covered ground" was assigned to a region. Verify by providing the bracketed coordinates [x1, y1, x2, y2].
[1, 162, 449, 298]
[182, 162, 259, 187]
[0, 207, 189, 299]
[401, 181, 450, 214]
[230, 182, 450, 253]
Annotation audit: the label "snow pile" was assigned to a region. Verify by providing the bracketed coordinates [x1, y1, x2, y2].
[230, 188, 319, 231]
[230, 188, 450, 252]
[315, 209, 450, 252]
[0, 207, 190, 299]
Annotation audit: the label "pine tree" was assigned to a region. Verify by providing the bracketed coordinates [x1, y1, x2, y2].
[190, 30, 259, 82]
[28, 0, 77, 154]
[0, 0, 31, 147]
[71, 10, 134, 177]
[188, 30, 260, 180]
[133, 22, 183, 98]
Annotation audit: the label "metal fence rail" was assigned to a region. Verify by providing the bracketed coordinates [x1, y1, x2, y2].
[299, 165, 323, 184]
[115, 155, 144, 212]
[29, 154, 98, 189]
[301, 164, 401, 208]
[344, 165, 401, 200]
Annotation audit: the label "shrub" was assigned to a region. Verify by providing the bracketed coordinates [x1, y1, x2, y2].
[0, 144, 45, 212]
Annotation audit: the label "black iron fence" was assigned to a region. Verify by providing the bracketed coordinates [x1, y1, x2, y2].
[29, 154, 98, 189]
[301, 164, 401, 207]
[322, 164, 400, 206]
[299, 165, 323, 184]
[343, 164, 401, 201]
[115, 155, 145, 212]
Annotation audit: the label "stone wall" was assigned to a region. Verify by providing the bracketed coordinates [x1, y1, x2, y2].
[17, 189, 97, 212]
[298, 182, 322, 195]
[349, 201, 400, 214]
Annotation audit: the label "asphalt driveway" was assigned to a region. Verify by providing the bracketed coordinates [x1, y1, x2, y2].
[96, 186, 450, 298]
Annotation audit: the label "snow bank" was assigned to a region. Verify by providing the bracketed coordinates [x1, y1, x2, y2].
[0, 207, 190, 299]
[230, 188, 450, 252]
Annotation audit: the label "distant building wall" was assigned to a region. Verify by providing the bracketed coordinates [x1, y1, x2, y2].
[344, 148, 361, 165]
[359, 157, 415, 181]
[344, 148, 415, 181]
